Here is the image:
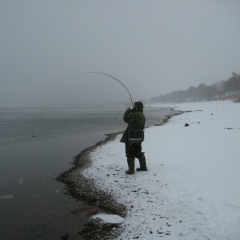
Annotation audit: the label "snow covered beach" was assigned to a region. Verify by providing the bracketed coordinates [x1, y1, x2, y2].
[81, 101, 240, 240]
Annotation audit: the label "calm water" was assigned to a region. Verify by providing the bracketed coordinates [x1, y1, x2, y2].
[0, 106, 173, 240]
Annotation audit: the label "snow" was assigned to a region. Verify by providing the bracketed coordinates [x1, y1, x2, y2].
[81, 101, 240, 240]
[89, 213, 125, 226]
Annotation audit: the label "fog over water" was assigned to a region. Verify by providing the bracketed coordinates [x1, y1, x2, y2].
[1, 0, 240, 107]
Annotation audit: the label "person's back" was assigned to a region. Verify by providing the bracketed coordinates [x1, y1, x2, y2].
[120, 101, 148, 174]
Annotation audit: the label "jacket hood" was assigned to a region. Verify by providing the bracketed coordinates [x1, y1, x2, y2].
[134, 101, 144, 111]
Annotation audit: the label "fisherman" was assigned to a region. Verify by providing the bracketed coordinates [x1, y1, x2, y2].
[120, 101, 148, 174]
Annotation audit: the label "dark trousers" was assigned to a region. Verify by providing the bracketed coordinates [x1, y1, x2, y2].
[125, 143, 142, 158]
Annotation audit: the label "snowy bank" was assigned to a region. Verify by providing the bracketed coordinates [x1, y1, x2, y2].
[81, 101, 240, 240]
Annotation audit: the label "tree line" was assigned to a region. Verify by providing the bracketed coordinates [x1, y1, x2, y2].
[149, 72, 240, 103]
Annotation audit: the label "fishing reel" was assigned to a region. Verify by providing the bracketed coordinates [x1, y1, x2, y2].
[128, 107, 136, 113]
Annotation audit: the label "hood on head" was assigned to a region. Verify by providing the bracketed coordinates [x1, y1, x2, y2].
[134, 101, 144, 111]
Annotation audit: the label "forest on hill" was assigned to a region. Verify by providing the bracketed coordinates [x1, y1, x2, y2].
[150, 72, 240, 103]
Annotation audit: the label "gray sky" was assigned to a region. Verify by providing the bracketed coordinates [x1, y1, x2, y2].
[1, 0, 240, 107]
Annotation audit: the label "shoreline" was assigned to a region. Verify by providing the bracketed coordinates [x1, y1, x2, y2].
[56, 109, 182, 239]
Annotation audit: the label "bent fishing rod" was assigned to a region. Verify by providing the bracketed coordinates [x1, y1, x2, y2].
[75, 72, 134, 106]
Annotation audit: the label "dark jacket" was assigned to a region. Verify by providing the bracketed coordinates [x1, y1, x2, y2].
[120, 101, 146, 144]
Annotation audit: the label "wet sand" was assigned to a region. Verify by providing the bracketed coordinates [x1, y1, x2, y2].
[57, 132, 127, 239]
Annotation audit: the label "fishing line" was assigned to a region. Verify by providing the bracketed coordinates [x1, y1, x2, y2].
[75, 72, 134, 106]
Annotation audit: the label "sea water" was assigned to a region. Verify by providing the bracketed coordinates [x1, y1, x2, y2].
[0, 105, 173, 240]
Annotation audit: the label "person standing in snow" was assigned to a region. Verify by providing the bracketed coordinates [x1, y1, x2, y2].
[120, 101, 148, 174]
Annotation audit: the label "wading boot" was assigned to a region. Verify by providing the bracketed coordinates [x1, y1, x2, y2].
[126, 158, 135, 174]
[136, 152, 148, 171]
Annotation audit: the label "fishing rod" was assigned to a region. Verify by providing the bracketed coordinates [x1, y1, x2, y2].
[75, 72, 134, 106]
